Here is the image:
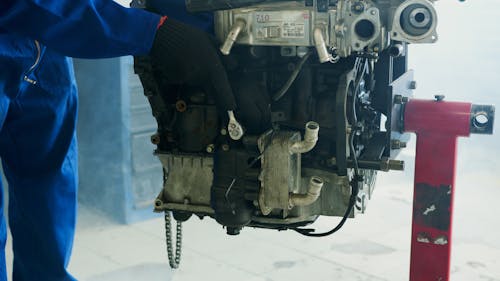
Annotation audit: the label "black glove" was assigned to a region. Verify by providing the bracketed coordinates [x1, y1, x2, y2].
[150, 17, 236, 111]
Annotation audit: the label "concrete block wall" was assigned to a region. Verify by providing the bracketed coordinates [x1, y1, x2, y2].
[74, 57, 162, 223]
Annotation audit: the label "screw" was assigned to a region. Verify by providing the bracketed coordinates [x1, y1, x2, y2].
[222, 144, 230, 151]
[220, 128, 228, 135]
[409, 80, 417, 90]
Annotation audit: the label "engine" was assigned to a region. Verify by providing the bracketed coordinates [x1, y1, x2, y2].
[132, 0, 438, 236]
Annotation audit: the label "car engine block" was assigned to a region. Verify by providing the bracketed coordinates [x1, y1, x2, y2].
[132, 0, 438, 235]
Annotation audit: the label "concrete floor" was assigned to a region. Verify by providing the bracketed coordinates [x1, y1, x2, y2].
[57, 140, 500, 280]
[4, 1, 500, 280]
[64, 132, 500, 281]
[5, 138, 500, 281]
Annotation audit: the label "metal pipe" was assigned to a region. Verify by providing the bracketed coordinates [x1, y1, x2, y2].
[313, 26, 333, 63]
[289, 176, 324, 207]
[220, 19, 246, 55]
[289, 121, 319, 154]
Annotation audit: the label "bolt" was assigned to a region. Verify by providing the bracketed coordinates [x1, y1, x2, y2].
[389, 44, 404, 57]
[380, 158, 405, 171]
[388, 159, 405, 171]
[391, 139, 407, 150]
[222, 144, 230, 151]
[154, 199, 163, 207]
[206, 144, 215, 153]
[327, 157, 337, 166]
[434, 95, 445, 102]
[394, 95, 409, 104]
[175, 100, 187, 112]
[353, 3, 364, 13]
[409, 81, 417, 90]
[151, 133, 161, 145]
[226, 227, 241, 236]
[220, 128, 228, 135]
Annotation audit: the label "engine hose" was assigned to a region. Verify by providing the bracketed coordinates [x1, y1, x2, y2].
[292, 129, 361, 237]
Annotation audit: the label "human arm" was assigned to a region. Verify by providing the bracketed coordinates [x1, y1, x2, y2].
[0, 0, 236, 110]
[0, 0, 161, 58]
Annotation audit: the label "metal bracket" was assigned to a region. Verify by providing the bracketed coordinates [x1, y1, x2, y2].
[404, 98, 494, 281]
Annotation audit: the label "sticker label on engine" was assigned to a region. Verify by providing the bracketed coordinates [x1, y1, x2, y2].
[253, 11, 309, 40]
[282, 22, 305, 38]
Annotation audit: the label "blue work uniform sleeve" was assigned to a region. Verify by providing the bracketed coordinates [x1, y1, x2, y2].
[0, 0, 161, 58]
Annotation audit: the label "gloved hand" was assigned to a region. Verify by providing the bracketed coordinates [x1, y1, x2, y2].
[150, 17, 236, 111]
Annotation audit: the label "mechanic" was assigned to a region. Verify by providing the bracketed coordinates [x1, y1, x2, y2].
[0, 1, 225, 280]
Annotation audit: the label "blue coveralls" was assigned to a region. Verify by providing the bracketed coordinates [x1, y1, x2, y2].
[0, 0, 212, 280]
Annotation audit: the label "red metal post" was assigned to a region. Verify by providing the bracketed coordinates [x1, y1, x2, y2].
[404, 99, 472, 281]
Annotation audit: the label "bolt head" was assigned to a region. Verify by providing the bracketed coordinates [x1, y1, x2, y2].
[394, 95, 409, 104]
[206, 144, 215, 153]
[394, 95, 403, 104]
[150, 134, 161, 145]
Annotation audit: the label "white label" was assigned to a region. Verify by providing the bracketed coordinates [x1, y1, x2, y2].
[282, 22, 305, 38]
[254, 11, 308, 39]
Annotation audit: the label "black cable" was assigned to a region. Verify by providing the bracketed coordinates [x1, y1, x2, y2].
[292, 129, 361, 237]
[272, 52, 311, 101]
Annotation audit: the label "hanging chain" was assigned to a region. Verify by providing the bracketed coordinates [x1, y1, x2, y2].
[165, 211, 183, 268]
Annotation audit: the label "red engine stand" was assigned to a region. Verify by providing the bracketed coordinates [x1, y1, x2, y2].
[403, 97, 494, 281]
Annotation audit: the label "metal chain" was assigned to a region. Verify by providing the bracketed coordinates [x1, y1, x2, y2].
[165, 211, 182, 269]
